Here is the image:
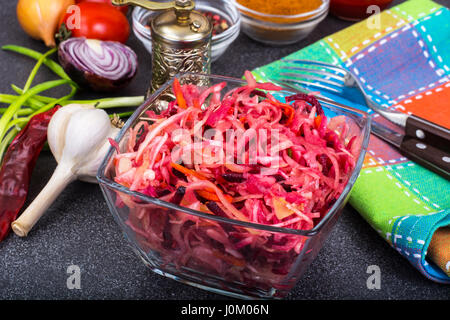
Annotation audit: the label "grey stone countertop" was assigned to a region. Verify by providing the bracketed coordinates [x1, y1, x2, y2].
[0, 0, 449, 300]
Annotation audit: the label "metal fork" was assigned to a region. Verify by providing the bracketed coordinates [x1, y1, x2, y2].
[279, 59, 412, 126]
[276, 59, 450, 179]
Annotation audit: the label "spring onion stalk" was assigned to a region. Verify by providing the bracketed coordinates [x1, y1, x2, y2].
[23, 48, 58, 92]
[65, 96, 145, 109]
[0, 127, 19, 161]
[11, 85, 74, 109]
[2, 45, 73, 81]
[8, 88, 144, 109]
[0, 87, 77, 162]
[10, 86, 55, 104]
[6, 96, 71, 130]
[0, 79, 75, 141]
[22, 96, 46, 109]
[2, 45, 79, 106]
[0, 94, 44, 109]
[0, 94, 23, 104]
[5, 83, 78, 131]
[13, 48, 59, 111]
[0, 107, 33, 116]
[30, 93, 76, 118]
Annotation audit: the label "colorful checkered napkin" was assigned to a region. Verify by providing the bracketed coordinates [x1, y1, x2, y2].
[252, 0, 450, 283]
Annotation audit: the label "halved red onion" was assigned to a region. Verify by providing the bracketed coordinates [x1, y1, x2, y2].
[58, 37, 138, 92]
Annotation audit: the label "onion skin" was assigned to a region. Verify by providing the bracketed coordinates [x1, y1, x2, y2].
[17, 0, 75, 47]
[58, 38, 138, 92]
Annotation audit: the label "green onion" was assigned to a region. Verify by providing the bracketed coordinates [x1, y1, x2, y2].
[0, 94, 44, 109]
[2, 45, 73, 82]
[68, 96, 145, 109]
[10, 87, 55, 104]
[0, 79, 75, 140]
[11, 48, 59, 111]
[23, 48, 58, 92]
[0, 107, 33, 116]
[0, 127, 19, 162]
[10, 87, 144, 109]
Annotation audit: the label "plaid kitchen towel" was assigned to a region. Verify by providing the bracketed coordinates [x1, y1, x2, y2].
[252, 0, 450, 282]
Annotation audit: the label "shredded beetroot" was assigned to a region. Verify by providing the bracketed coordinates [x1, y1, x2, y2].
[112, 72, 357, 291]
[286, 92, 324, 116]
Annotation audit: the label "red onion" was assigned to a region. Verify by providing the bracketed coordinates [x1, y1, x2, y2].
[58, 37, 138, 92]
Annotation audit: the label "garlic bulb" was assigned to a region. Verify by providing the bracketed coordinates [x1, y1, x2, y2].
[11, 104, 120, 237]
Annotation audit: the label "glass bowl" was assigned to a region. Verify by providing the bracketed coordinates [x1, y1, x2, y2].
[97, 73, 371, 299]
[132, 0, 241, 62]
[330, 0, 394, 21]
[231, 0, 330, 46]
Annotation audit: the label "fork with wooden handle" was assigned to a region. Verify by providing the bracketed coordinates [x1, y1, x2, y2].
[277, 59, 450, 180]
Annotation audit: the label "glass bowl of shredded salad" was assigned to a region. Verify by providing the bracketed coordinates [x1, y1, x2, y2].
[97, 72, 371, 299]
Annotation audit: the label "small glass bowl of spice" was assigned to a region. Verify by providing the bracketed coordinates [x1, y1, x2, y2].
[132, 0, 240, 62]
[329, 0, 394, 21]
[232, 0, 329, 46]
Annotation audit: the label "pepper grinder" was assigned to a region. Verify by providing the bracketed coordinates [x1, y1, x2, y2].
[112, 0, 213, 97]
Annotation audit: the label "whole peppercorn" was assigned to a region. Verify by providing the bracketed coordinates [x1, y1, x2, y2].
[202, 11, 230, 36]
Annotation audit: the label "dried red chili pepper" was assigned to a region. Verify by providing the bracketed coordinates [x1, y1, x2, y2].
[0, 106, 60, 241]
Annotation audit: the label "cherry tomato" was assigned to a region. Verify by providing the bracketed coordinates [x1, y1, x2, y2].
[76, 0, 129, 15]
[61, 2, 130, 43]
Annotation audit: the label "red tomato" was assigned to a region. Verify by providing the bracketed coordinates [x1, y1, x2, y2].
[61, 2, 130, 43]
[76, 0, 129, 15]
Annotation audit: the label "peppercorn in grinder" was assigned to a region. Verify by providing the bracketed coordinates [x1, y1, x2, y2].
[111, 0, 213, 96]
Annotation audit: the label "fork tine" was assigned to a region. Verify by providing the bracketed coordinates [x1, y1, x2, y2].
[282, 59, 348, 75]
[279, 78, 343, 94]
[280, 65, 346, 82]
[272, 79, 327, 99]
[280, 72, 345, 89]
[270, 79, 311, 94]
[279, 58, 351, 95]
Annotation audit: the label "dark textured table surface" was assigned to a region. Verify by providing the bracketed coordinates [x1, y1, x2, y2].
[0, 0, 449, 300]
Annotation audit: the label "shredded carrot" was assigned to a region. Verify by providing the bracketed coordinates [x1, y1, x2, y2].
[197, 190, 233, 203]
[173, 78, 187, 109]
[285, 107, 295, 125]
[269, 100, 295, 125]
[193, 98, 201, 109]
[314, 115, 322, 128]
[171, 162, 207, 180]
